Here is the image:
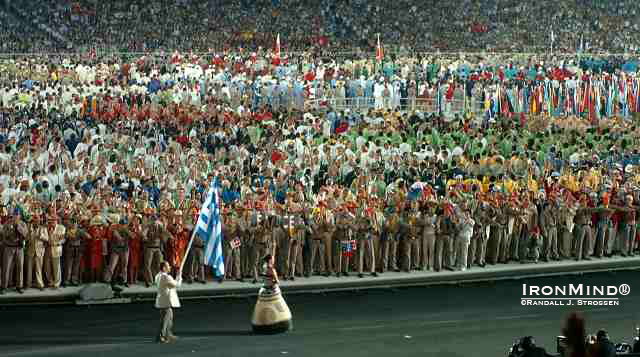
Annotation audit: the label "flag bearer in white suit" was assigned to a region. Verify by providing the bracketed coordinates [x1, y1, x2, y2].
[46, 215, 66, 289]
[155, 261, 182, 343]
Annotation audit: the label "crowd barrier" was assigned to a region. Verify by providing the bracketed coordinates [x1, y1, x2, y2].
[305, 96, 484, 116]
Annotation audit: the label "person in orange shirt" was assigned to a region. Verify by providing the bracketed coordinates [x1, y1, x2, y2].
[170, 211, 190, 276]
[128, 215, 143, 285]
[86, 213, 106, 283]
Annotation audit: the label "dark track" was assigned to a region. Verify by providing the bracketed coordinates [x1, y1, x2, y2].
[1, 271, 638, 357]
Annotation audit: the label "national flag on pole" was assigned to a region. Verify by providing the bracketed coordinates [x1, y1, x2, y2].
[376, 34, 383, 63]
[195, 182, 225, 277]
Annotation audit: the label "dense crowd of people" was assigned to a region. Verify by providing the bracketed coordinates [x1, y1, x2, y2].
[3, 0, 640, 54]
[0, 47, 640, 296]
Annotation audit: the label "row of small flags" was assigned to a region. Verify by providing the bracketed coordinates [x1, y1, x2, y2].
[482, 77, 640, 120]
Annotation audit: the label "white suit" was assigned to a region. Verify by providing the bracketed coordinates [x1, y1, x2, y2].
[155, 272, 182, 308]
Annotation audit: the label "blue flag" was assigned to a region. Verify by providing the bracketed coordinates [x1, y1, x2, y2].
[195, 182, 225, 277]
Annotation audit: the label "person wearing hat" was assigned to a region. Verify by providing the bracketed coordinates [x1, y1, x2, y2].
[26, 211, 47, 291]
[143, 219, 169, 287]
[402, 201, 421, 272]
[420, 199, 438, 271]
[86, 207, 107, 283]
[252, 207, 275, 284]
[485, 192, 505, 265]
[617, 194, 637, 257]
[540, 190, 561, 261]
[469, 196, 490, 268]
[62, 213, 90, 287]
[435, 202, 456, 271]
[333, 206, 354, 277]
[381, 203, 401, 273]
[127, 215, 144, 286]
[573, 193, 596, 261]
[452, 202, 475, 271]
[186, 212, 206, 284]
[284, 194, 305, 280]
[355, 200, 377, 278]
[45, 214, 66, 289]
[309, 198, 330, 277]
[593, 194, 615, 258]
[222, 206, 242, 282]
[104, 214, 130, 287]
[1, 211, 28, 294]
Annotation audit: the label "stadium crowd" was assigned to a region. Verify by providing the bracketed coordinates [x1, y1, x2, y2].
[1, 0, 640, 295]
[1, 45, 640, 295]
[3, 0, 640, 53]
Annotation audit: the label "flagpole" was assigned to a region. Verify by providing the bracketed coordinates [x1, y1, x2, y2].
[178, 224, 199, 278]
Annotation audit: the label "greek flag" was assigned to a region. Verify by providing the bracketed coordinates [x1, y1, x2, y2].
[195, 182, 225, 277]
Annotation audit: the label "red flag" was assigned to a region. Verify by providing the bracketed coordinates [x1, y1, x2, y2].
[376, 34, 383, 63]
[272, 34, 281, 66]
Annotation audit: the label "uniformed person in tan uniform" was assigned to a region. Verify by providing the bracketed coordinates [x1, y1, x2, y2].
[435, 206, 456, 271]
[222, 208, 242, 281]
[63, 214, 90, 286]
[188, 219, 206, 284]
[356, 207, 377, 278]
[403, 202, 421, 272]
[143, 219, 169, 287]
[104, 215, 130, 286]
[486, 195, 505, 265]
[420, 200, 438, 271]
[253, 213, 275, 284]
[573, 194, 595, 261]
[1, 212, 28, 294]
[333, 208, 354, 277]
[285, 197, 305, 280]
[381, 206, 401, 272]
[309, 204, 329, 276]
[540, 194, 560, 261]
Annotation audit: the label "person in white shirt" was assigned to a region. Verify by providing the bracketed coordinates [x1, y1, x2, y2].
[155, 261, 182, 343]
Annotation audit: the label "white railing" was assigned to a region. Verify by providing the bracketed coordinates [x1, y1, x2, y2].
[303, 96, 484, 115]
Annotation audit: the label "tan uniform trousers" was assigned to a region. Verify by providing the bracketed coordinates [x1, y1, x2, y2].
[63, 245, 83, 285]
[190, 246, 205, 281]
[223, 243, 241, 280]
[104, 247, 129, 284]
[357, 235, 376, 274]
[309, 236, 327, 274]
[144, 247, 163, 284]
[2, 246, 24, 289]
[285, 231, 304, 278]
[25, 251, 44, 289]
[44, 247, 63, 288]
[421, 230, 436, 270]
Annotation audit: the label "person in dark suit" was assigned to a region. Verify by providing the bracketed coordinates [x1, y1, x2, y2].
[511, 336, 554, 357]
[590, 330, 616, 357]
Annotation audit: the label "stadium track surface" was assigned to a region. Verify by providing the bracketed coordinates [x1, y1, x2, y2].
[0, 271, 638, 357]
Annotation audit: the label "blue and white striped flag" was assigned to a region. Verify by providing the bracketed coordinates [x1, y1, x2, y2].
[195, 182, 225, 277]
